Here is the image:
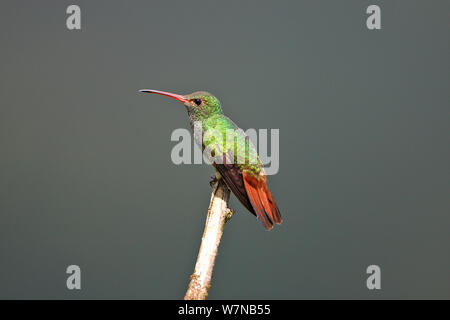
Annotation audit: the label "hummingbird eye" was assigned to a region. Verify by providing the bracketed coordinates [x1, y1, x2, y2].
[193, 99, 202, 106]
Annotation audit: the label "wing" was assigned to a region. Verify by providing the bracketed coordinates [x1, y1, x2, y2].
[206, 115, 282, 230]
[213, 149, 282, 231]
[213, 154, 256, 216]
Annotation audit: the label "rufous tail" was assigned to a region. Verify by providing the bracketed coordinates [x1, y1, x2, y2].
[242, 171, 282, 230]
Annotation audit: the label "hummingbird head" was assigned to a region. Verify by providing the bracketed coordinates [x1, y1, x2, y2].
[139, 89, 222, 119]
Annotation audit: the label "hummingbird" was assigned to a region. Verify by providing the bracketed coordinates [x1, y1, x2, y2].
[139, 89, 282, 230]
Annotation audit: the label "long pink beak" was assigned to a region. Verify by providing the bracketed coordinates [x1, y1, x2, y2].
[139, 89, 189, 104]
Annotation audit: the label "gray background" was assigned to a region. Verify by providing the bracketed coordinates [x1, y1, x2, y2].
[0, 0, 449, 299]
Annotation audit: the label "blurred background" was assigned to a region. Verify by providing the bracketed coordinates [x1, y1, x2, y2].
[0, 0, 449, 299]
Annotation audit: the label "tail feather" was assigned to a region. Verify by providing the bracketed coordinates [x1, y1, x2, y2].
[243, 171, 282, 230]
[263, 185, 282, 224]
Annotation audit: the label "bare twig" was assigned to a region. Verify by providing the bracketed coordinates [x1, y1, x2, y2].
[184, 178, 233, 300]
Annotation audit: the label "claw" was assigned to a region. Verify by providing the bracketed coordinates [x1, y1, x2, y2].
[209, 176, 218, 187]
[209, 171, 222, 187]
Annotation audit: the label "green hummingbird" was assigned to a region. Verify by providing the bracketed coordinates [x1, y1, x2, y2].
[139, 89, 282, 230]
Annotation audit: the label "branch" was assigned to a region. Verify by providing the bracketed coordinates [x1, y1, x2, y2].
[184, 178, 233, 300]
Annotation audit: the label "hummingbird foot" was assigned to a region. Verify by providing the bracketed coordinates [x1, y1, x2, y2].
[209, 171, 222, 187]
[209, 175, 219, 187]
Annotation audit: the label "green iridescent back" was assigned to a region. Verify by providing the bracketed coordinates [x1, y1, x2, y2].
[185, 92, 263, 176]
[203, 114, 262, 175]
